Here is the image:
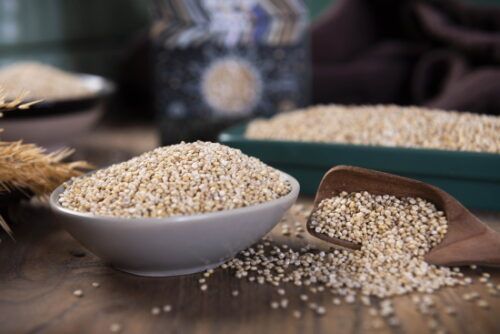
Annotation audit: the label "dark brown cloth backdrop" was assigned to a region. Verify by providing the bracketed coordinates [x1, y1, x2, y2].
[312, 0, 500, 115]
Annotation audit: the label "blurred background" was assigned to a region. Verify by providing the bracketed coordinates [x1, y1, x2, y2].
[0, 0, 499, 203]
[0, 0, 332, 76]
[2, 0, 500, 144]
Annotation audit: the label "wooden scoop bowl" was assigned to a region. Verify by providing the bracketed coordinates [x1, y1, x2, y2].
[307, 165, 500, 267]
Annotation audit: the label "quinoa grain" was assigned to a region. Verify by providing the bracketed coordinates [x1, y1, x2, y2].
[477, 300, 489, 308]
[316, 306, 326, 315]
[59, 142, 290, 218]
[246, 105, 500, 153]
[109, 323, 122, 333]
[73, 289, 83, 297]
[306, 191, 457, 298]
[212, 201, 490, 324]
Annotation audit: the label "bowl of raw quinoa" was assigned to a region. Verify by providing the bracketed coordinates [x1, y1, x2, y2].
[0, 62, 114, 148]
[50, 142, 299, 277]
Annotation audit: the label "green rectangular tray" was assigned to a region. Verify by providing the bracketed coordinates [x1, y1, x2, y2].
[219, 124, 500, 211]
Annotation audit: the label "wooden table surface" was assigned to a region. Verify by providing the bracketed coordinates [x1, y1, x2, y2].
[1, 125, 499, 334]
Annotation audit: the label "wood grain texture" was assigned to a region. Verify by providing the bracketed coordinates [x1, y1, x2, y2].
[1, 125, 499, 334]
[0, 200, 499, 334]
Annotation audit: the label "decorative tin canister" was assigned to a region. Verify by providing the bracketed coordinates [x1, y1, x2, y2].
[151, 0, 309, 144]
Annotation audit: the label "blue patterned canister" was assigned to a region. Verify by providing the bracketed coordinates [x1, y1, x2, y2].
[151, 0, 309, 144]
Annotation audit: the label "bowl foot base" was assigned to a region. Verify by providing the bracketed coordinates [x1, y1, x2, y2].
[112, 260, 226, 277]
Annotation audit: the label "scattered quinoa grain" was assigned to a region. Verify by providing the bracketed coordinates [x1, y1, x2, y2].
[316, 306, 326, 315]
[109, 323, 122, 333]
[151, 307, 161, 315]
[73, 289, 83, 297]
[445, 306, 456, 315]
[428, 319, 439, 330]
[477, 300, 489, 308]
[280, 299, 289, 308]
[345, 295, 355, 304]
[463, 292, 480, 301]
[216, 200, 485, 324]
[422, 295, 434, 306]
[388, 317, 400, 327]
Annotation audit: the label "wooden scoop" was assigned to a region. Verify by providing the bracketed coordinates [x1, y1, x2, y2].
[307, 165, 500, 267]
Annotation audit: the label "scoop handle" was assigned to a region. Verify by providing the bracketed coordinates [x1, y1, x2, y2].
[425, 178, 500, 267]
[425, 227, 500, 267]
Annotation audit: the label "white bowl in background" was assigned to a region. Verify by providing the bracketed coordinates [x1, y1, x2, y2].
[0, 74, 114, 149]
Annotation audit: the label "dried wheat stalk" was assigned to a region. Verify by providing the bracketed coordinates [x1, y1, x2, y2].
[0, 88, 43, 111]
[0, 142, 92, 195]
[0, 87, 92, 238]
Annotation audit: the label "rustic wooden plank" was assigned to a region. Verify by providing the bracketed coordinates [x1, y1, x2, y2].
[1, 126, 499, 334]
[0, 200, 499, 334]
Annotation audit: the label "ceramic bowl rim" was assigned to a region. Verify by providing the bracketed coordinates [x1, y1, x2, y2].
[49, 172, 300, 224]
[0, 73, 115, 119]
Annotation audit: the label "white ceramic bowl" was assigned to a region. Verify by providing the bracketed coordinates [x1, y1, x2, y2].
[49, 173, 299, 277]
[0, 74, 114, 149]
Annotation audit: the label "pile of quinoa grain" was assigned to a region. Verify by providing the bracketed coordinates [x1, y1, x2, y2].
[218, 192, 467, 303]
[308, 191, 453, 297]
[98, 202, 494, 331]
[200, 200, 495, 327]
[58, 141, 291, 218]
[0, 62, 92, 100]
[245, 105, 500, 154]
[310, 191, 447, 249]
